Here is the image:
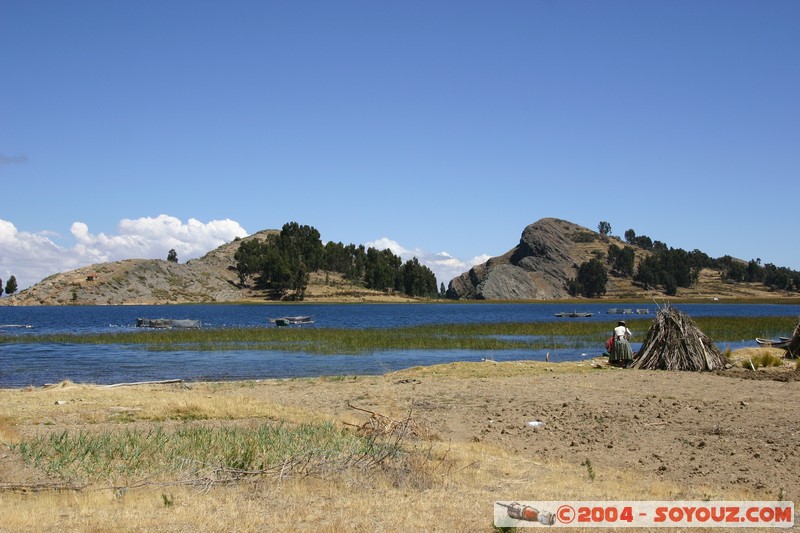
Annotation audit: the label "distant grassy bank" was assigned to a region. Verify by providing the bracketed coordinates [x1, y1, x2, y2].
[2, 316, 795, 354]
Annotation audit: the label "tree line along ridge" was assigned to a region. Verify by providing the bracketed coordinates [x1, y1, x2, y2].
[233, 222, 441, 300]
[567, 222, 800, 298]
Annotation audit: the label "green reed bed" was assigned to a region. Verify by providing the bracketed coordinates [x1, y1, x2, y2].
[16, 421, 398, 486]
[0, 325, 569, 353]
[2, 316, 795, 354]
[690, 316, 797, 342]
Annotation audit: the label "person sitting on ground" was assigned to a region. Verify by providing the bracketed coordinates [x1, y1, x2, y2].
[609, 320, 633, 367]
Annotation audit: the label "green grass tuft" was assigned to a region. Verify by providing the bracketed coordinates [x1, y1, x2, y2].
[15, 421, 400, 485]
[747, 352, 784, 369]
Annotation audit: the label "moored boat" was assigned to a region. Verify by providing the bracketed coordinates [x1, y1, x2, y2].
[136, 318, 201, 329]
[755, 337, 790, 349]
[270, 316, 314, 326]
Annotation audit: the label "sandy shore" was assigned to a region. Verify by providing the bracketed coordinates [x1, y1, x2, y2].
[1, 353, 798, 531]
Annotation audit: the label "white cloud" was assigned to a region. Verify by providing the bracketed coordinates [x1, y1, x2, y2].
[364, 237, 413, 257]
[0, 216, 248, 290]
[364, 237, 489, 286]
[1, 218, 487, 293]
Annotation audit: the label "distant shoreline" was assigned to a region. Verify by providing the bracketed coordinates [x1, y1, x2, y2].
[3, 295, 800, 307]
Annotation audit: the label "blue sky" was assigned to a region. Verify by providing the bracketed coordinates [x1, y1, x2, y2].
[1, 1, 798, 291]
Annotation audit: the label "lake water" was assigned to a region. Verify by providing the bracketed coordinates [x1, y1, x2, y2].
[1, 303, 798, 387]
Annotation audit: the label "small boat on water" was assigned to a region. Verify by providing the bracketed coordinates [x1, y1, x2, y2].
[607, 308, 650, 315]
[554, 312, 593, 318]
[136, 318, 201, 329]
[270, 316, 314, 327]
[755, 337, 791, 349]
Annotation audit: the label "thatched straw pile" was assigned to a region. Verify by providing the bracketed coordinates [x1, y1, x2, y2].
[786, 320, 800, 358]
[631, 306, 727, 371]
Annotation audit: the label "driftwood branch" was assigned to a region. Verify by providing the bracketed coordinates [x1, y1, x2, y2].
[0, 481, 88, 493]
[101, 379, 184, 389]
[345, 401, 427, 438]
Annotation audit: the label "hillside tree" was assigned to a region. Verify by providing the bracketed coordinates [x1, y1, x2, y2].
[4, 275, 17, 296]
[746, 259, 764, 283]
[400, 257, 438, 298]
[364, 248, 401, 291]
[633, 248, 699, 295]
[569, 258, 608, 298]
[607, 244, 635, 277]
[276, 222, 324, 272]
[233, 238, 270, 286]
[763, 264, 795, 291]
[624, 229, 636, 244]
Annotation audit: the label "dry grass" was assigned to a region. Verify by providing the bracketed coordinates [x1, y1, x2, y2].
[0, 415, 20, 445]
[726, 347, 792, 371]
[0, 358, 786, 532]
[0, 380, 316, 428]
[0, 438, 743, 532]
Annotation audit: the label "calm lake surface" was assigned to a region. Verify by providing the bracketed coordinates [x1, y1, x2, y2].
[1, 303, 798, 387]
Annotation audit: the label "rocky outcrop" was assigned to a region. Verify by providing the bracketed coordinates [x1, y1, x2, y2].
[447, 218, 600, 300]
[1, 231, 276, 306]
[4, 218, 784, 306]
[1, 229, 418, 306]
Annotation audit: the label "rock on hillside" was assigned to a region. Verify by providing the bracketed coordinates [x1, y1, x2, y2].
[2, 231, 277, 306]
[447, 218, 607, 300]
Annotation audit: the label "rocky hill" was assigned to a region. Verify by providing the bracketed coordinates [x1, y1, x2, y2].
[447, 218, 603, 299]
[1, 231, 271, 306]
[2, 218, 793, 306]
[1, 230, 417, 306]
[446, 217, 788, 301]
